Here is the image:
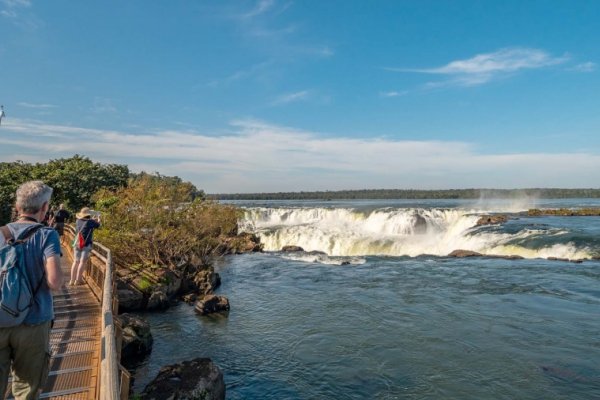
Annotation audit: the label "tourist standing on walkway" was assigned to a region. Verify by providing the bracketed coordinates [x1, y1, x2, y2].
[0, 181, 64, 399]
[50, 204, 70, 239]
[70, 207, 100, 286]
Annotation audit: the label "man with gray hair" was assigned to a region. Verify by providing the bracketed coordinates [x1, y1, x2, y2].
[0, 181, 63, 399]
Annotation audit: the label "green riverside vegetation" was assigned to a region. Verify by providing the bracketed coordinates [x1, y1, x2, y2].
[1, 156, 240, 276]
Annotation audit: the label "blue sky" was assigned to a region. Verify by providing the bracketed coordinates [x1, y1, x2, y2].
[1, 0, 599, 192]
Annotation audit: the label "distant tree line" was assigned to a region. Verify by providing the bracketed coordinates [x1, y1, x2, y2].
[210, 188, 600, 201]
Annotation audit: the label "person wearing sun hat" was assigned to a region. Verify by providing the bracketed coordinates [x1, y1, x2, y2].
[69, 207, 101, 285]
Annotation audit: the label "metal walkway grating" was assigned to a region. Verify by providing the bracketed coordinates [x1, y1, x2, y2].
[5, 254, 101, 400]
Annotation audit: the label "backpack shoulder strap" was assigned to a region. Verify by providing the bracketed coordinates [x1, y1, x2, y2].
[0, 225, 14, 244]
[14, 224, 44, 244]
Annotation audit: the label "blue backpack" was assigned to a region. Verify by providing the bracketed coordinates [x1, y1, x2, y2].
[0, 224, 45, 327]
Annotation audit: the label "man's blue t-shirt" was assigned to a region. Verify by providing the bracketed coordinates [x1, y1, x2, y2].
[0, 222, 61, 324]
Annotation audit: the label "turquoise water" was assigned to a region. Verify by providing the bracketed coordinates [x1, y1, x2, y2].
[133, 200, 600, 399]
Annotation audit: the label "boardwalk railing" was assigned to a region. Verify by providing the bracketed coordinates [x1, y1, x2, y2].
[64, 226, 130, 400]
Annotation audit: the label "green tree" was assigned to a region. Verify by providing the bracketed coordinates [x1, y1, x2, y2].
[94, 173, 238, 274]
[0, 161, 35, 223]
[0, 155, 129, 224]
[41, 155, 129, 211]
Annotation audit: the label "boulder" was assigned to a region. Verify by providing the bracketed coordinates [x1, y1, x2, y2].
[282, 245, 304, 252]
[153, 268, 183, 297]
[195, 295, 230, 315]
[147, 286, 170, 311]
[219, 232, 263, 254]
[193, 270, 221, 296]
[118, 288, 145, 312]
[448, 249, 482, 258]
[547, 257, 569, 262]
[182, 293, 198, 304]
[118, 313, 153, 368]
[476, 215, 508, 226]
[142, 358, 225, 400]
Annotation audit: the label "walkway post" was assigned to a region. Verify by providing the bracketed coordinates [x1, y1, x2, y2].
[100, 249, 121, 400]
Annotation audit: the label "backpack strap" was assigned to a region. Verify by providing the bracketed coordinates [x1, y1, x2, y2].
[1, 224, 47, 299]
[0, 226, 13, 244]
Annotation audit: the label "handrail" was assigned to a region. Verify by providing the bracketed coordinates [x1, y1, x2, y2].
[64, 225, 129, 399]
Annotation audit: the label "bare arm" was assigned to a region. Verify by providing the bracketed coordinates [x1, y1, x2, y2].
[45, 254, 64, 290]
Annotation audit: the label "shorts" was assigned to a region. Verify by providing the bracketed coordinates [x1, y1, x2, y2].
[73, 245, 92, 261]
[0, 321, 52, 398]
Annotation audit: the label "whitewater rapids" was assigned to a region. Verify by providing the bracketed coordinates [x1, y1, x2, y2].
[239, 207, 591, 260]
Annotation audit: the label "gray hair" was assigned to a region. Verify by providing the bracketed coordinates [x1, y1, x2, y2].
[16, 181, 53, 214]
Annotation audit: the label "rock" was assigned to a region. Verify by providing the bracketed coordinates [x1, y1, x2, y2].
[570, 259, 583, 264]
[216, 232, 263, 254]
[182, 293, 198, 304]
[448, 249, 482, 258]
[118, 313, 153, 368]
[476, 215, 508, 226]
[499, 255, 524, 260]
[195, 295, 230, 315]
[413, 213, 428, 234]
[153, 268, 182, 297]
[142, 358, 225, 400]
[282, 245, 304, 252]
[118, 288, 145, 312]
[147, 286, 170, 310]
[193, 270, 221, 296]
[547, 257, 569, 262]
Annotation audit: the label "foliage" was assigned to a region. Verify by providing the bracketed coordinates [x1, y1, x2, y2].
[0, 161, 35, 224]
[0, 155, 129, 224]
[94, 173, 239, 276]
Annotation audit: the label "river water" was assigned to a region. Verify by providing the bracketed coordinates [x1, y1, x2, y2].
[133, 199, 600, 399]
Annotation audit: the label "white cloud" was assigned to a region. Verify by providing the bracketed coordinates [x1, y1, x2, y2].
[0, 0, 29, 18]
[1, 0, 31, 7]
[242, 0, 275, 19]
[206, 61, 273, 88]
[0, 9, 15, 17]
[1, 118, 599, 192]
[380, 91, 408, 98]
[17, 102, 57, 109]
[271, 90, 309, 105]
[570, 62, 596, 73]
[388, 48, 569, 87]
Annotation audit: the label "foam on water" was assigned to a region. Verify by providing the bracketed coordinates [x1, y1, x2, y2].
[240, 207, 592, 259]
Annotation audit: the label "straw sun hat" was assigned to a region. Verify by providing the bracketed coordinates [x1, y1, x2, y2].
[76, 207, 92, 219]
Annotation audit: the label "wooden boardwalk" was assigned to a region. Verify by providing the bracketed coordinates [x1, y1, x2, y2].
[7, 251, 102, 399]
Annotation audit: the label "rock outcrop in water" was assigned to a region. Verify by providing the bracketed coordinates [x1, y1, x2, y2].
[476, 215, 508, 226]
[282, 245, 305, 252]
[448, 249, 483, 257]
[142, 358, 225, 400]
[528, 208, 600, 216]
[195, 294, 230, 315]
[118, 313, 153, 368]
[217, 232, 263, 254]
